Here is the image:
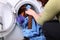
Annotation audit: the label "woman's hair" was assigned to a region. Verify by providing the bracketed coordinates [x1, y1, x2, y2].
[37, 0, 48, 6]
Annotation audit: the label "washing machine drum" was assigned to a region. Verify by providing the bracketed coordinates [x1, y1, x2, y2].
[14, 0, 42, 14]
[14, 0, 43, 27]
[0, 3, 16, 37]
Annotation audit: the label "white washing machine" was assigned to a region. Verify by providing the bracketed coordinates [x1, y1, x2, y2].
[0, 0, 43, 40]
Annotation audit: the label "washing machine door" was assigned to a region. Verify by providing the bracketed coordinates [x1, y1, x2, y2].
[0, 2, 16, 37]
[14, 0, 43, 14]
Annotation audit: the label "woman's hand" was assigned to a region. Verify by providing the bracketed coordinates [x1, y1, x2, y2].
[25, 9, 37, 16]
[25, 9, 41, 24]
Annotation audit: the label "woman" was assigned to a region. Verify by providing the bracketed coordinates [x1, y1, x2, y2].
[25, 0, 60, 40]
[26, 0, 60, 25]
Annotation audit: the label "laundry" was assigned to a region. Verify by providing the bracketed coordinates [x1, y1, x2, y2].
[17, 16, 46, 40]
[16, 5, 46, 40]
[16, 15, 25, 25]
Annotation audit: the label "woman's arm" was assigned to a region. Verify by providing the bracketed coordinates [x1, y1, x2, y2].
[37, 0, 59, 25]
[26, 0, 59, 25]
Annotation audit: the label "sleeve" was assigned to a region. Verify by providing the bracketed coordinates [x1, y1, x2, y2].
[37, 0, 60, 25]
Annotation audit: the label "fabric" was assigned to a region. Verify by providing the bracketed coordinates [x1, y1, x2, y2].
[17, 16, 46, 40]
[16, 5, 46, 40]
[16, 15, 25, 25]
[37, 0, 60, 25]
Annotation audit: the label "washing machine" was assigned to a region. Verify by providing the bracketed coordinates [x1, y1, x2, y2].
[0, 0, 44, 40]
[0, 1, 24, 40]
